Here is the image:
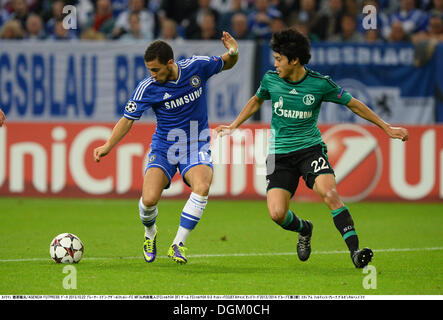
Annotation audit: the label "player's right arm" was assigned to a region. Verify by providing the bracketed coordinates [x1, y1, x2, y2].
[94, 116, 134, 162]
[215, 95, 264, 136]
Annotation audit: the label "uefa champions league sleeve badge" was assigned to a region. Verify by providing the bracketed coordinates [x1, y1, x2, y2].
[125, 100, 137, 113]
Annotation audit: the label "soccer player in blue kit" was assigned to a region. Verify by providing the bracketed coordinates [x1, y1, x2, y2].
[94, 32, 239, 264]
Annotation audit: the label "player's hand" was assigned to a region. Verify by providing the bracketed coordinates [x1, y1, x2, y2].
[387, 126, 409, 141]
[0, 108, 5, 127]
[221, 31, 238, 54]
[214, 125, 235, 137]
[94, 145, 110, 162]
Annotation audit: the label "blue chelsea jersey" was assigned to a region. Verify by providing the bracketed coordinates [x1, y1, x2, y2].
[123, 55, 224, 151]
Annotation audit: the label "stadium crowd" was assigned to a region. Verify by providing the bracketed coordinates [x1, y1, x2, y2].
[0, 0, 442, 43]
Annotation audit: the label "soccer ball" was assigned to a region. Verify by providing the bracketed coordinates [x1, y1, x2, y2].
[49, 233, 84, 264]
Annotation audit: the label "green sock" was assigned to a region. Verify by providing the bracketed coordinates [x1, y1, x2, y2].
[279, 210, 308, 235]
[331, 206, 359, 254]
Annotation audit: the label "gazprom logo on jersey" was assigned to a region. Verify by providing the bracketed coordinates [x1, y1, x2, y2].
[274, 96, 313, 119]
[164, 87, 203, 110]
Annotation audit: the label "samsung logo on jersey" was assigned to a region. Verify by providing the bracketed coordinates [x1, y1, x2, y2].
[164, 87, 203, 110]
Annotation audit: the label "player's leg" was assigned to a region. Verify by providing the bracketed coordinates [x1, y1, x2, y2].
[267, 188, 313, 261]
[266, 152, 313, 261]
[167, 164, 212, 264]
[140, 167, 170, 263]
[313, 174, 373, 268]
[177, 163, 212, 246]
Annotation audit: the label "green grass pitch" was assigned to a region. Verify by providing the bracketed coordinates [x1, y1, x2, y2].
[0, 197, 442, 295]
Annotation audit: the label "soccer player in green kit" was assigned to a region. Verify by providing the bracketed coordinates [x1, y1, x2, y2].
[215, 29, 409, 268]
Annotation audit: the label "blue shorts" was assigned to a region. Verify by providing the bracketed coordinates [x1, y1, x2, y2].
[145, 142, 213, 189]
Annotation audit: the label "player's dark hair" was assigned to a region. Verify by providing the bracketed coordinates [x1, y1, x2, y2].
[144, 40, 174, 65]
[270, 28, 311, 65]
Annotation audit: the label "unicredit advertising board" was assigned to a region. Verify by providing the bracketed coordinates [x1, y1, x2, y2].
[0, 123, 442, 202]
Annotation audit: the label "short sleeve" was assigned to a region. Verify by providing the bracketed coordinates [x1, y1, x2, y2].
[195, 55, 224, 80]
[321, 76, 352, 105]
[123, 78, 154, 120]
[255, 73, 271, 100]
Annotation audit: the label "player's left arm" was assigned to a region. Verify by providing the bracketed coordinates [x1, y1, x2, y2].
[346, 97, 409, 141]
[220, 31, 239, 70]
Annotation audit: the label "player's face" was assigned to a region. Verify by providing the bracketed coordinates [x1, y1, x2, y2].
[273, 52, 296, 79]
[145, 58, 174, 83]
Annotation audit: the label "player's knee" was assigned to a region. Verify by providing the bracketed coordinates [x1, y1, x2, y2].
[268, 206, 287, 224]
[141, 196, 159, 208]
[321, 188, 342, 208]
[191, 181, 211, 196]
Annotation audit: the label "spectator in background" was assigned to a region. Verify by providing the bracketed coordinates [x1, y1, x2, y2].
[387, 20, 410, 42]
[158, 17, 183, 40]
[45, 0, 65, 36]
[211, 0, 247, 14]
[343, 0, 358, 16]
[275, 0, 298, 24]
[158, 0, 198, 33]
[388, 0, 428, 35]
[248, 0, 282, 40]
[76, 0, 95, 29]
[270, 16, 286, 34]
[112, 0, 155, 39]
[412, 10, 443, 66]
[0, 0, 11, 29]
[25, 12, 46, 39]
[190, 9, 221, 39]
[230, 11, 252, 39]
[10, 0, 29, 30]
[434, 0, 443, 11]
[292, 20, 320, 42]
[82, 0, 115, 39]
[0, 18, 24, 38]
[292, 0, 323, 40]
[186, 0, 220, 39]
[110, 0, 129, 19]
[120, 10, 152, 40]
[49, 17, 78, 39]
[329, 13, 364, 42]
[412, 11, 443, 42]
[218, 0, 250, 34]
[364, 29, 383, 43]
[317, 0, 346, 40]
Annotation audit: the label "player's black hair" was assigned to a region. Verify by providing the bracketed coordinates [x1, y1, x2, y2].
[144, 40, 174, 65]
[270, 28, 311, 65]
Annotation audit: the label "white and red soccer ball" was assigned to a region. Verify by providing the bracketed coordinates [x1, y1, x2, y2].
[49, 233, 84, 264]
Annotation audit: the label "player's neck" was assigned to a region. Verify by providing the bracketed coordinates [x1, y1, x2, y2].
[167, 62, 179, 81]
[286, 65, 306, 83]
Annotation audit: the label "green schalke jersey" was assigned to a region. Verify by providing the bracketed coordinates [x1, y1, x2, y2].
[256, 68, 353, 154]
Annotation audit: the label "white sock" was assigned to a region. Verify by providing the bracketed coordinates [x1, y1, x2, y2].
[173, 192, 208, 245]
[139, 197, 158, 239]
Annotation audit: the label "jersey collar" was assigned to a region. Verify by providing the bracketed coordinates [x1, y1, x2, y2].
[283, 67, 308, 85]
[168, 62, 181, 85]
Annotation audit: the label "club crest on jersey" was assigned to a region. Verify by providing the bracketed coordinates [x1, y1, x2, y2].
[303, 94, 315, 105]
[148, 154, 156, 163]
[190, 75, 201, 88]
[125, 100, 137, 113]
